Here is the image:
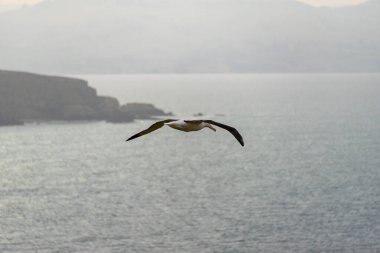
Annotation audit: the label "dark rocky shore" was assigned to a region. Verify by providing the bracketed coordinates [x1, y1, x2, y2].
[0, 70, 171, 126]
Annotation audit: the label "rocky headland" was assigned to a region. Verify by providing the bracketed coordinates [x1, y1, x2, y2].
[0, 70, 171, 126]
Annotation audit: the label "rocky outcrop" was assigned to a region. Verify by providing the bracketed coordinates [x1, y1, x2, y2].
[96, 96, 120, 119]
[0, 70, 172, 126]
[108, 103, 172, 123]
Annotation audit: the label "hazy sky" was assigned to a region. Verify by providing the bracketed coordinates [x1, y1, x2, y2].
[0, 0, 42, 6]
[0, 0, 370, 8]
[1, 0, 377, 73]
[0, 0, 371, 15]
[298, 0, 368, 7]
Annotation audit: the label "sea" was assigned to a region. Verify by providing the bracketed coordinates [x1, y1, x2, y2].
[1, 74, 380, 253]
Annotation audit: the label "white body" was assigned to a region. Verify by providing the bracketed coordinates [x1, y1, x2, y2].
[165, 120, 216, 132]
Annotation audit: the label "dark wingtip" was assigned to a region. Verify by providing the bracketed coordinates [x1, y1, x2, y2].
[126, 134, 140, 142]
[125, 136, 135, 142]
[236, 134, 244, 147]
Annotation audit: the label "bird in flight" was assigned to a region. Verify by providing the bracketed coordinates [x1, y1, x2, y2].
[126, 119, 244, 146]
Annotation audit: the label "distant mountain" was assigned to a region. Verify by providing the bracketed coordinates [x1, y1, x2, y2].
[0, 0, 379, 73]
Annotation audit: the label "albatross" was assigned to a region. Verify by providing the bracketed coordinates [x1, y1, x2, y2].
[126, 119, 244, 146]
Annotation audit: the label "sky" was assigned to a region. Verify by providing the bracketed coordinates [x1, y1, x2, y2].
[0, 0, 370, 11]
[0, 0, 377, 73]
[0, 0, 42, 12]
[298, 0, 368, 7]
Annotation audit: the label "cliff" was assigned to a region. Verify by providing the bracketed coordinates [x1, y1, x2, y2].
[0, 70, 170, 126]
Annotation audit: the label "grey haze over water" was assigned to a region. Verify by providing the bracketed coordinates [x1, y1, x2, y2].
[0, 0, 379, 73]
[1, 74, 380, 252]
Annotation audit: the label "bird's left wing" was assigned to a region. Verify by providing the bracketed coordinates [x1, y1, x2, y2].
[204, 120, 244, 146]
[126, 119, 177, 141]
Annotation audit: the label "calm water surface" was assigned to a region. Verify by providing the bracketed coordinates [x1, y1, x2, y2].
[1, 74, 380, 252]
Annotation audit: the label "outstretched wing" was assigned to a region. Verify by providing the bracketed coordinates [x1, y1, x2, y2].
[204, 120, 244, 146]
[126, 119, 177, 141]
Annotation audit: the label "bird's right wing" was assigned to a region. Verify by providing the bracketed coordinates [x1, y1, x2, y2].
[204, 120, 244, 146]
[126, 119, 177, 141]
